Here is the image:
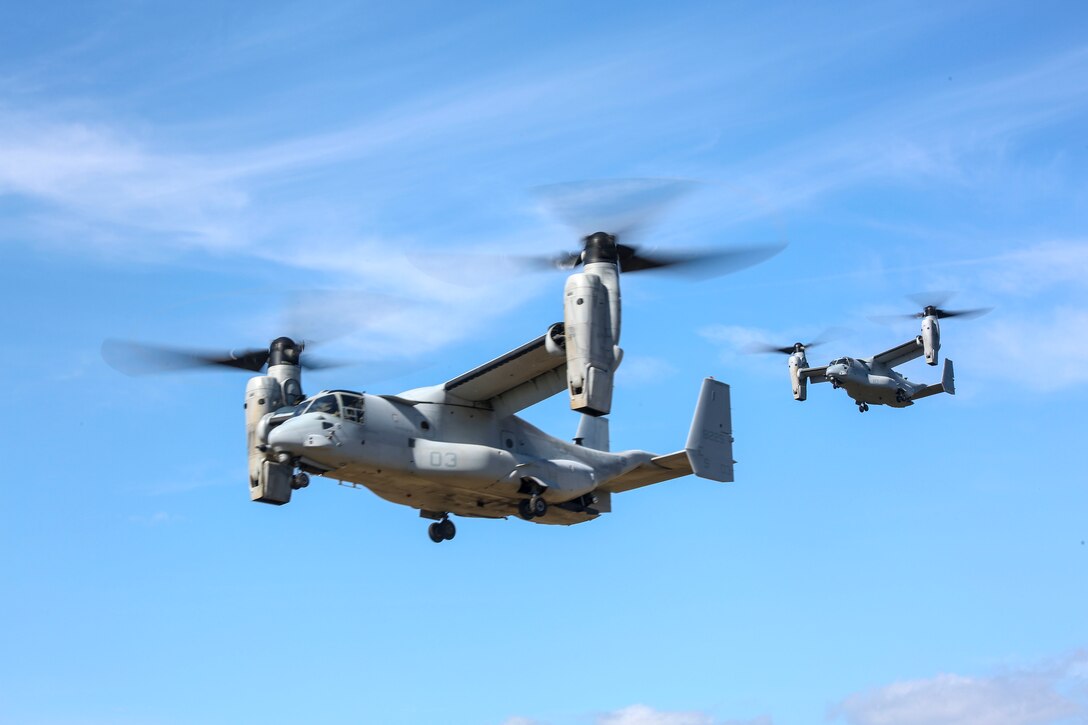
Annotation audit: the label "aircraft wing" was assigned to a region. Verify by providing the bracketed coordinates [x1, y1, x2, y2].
[443, 330, 567, 415]
[800, 365, 828, 384]
[600, 451, 692, 493]
[871, 337, 924, 369]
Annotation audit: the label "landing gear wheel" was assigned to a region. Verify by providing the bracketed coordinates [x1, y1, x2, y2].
[518, 499, 535, 520]
[291, 473, 310, 490]
[895, 388, 905, 403]
[439, 519, 456, 541]
[428, 518, 456, 543]
[858, 402, 869, 413]
[529, 496, 548, 518]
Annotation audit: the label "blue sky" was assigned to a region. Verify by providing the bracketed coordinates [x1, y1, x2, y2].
[2, 2, 1087, 724]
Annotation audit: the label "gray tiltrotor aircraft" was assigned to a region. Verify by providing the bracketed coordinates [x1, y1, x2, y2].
[106, 213, 780, 541]
[758, 298, 988, 412]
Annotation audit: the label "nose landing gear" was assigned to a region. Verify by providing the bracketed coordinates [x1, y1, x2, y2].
[857, 402, 870, 412]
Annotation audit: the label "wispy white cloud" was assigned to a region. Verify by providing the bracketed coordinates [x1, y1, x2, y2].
[831, 652, 1088, 725]
[591, 706, 772, 725]
[617, 356, 679, 387]
[723, 47, 1088, 213]
[965, 307, 1088, 393]
[977, 241, 1088, 297]
[9, 16, 1081, 265]
[3, 15, 1086, 371]
[699, 324, 779, 352]
[596, 704, 717, 725]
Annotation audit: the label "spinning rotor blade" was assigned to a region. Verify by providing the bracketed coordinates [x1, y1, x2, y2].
[746, 327, 847, 355]
[101, 339, 340, 376]
[872, 292, 992, 323]
[748, 339, 825, 355]
[533, 178, 698, 241]
[102, 339, 269, 375]
[524, 178, 787, 278]
[928, 306, 992, 320]
[748, 342, 803, 355]
[616, 241, 787, 277]
[518, 241, 785, 277]
[906, 290, 955, 310]
[520, 250, 584, 271]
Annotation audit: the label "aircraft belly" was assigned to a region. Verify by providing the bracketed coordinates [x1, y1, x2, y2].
[843, 376, 901, 406]
[295, 421, 606, 526]
[326, 464, 599, 526]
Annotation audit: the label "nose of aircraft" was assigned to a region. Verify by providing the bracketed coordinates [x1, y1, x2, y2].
[267, 416, 307, 452]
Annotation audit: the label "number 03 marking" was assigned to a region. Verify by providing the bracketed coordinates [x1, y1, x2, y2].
[428, 451, 458, 468]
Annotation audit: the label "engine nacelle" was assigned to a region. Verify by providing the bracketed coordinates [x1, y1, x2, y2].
[921, 315, 940, 365]
[252, 459, 294, 505]
[245, 376, 291, 504]
[788, 351, 809, 401]
[563, 271, 616, 416]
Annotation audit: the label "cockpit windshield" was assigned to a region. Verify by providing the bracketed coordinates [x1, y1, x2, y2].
[291, 391, 365, 422]
[308, 394, 339, 415]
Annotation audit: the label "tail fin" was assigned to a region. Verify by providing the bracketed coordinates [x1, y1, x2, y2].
[574, 414, 610, 451]
[942, 358, 955, 395]
[912, 358, 955, 401]
[685, 378, 734, 482]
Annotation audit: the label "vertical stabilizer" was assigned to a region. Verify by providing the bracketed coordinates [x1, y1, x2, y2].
[911, 358, 956, 401]
[685, 378, 734, 482]
[574, 414, 610, 451]
[942, 358, 955, 395]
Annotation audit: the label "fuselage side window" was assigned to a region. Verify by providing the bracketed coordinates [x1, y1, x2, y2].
[340, 394, 365, 423]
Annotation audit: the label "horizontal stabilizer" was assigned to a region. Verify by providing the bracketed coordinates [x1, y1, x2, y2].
[601, 451, 691, 493]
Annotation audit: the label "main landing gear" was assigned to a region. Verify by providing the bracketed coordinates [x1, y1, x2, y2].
[427, 517, 456, 543]
[518, 495, 548, 520]
[857, 402, 870, 413]
[894, 388, 905, 403]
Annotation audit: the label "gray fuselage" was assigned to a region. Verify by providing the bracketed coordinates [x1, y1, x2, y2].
[265, 387, 656, 525]
[824, 357, 930, 407]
